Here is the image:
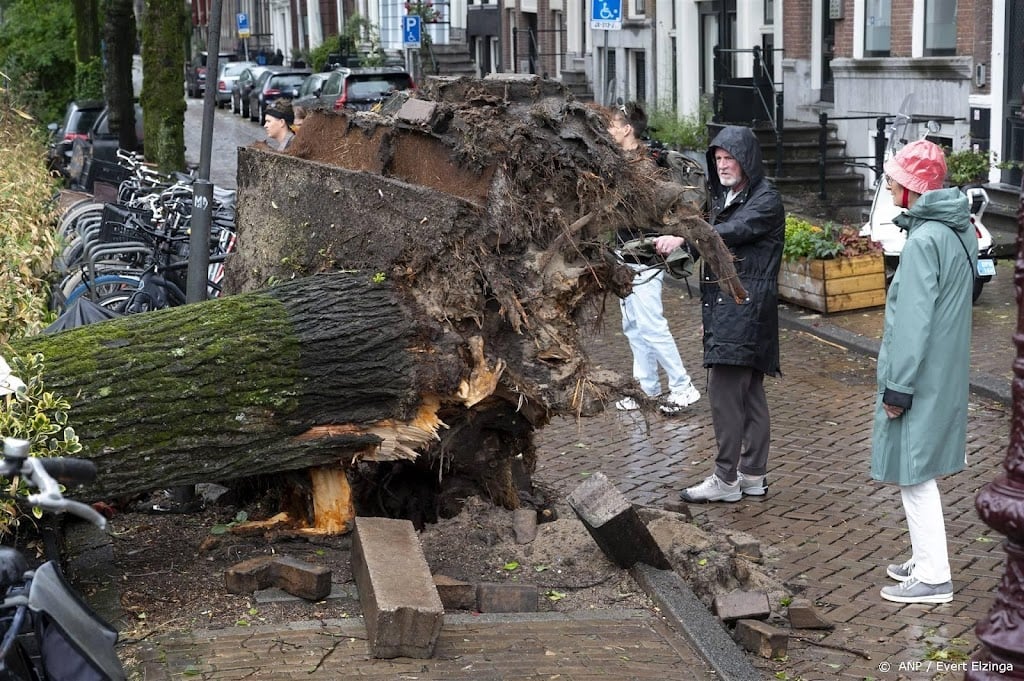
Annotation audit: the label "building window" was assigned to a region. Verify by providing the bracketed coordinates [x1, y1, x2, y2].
[634, 49, 646, 103]
[864, 0, 891, 57]
[924, 0, 957, 56]
[764, 0, 773, 25]
[635, 0, 646, 14]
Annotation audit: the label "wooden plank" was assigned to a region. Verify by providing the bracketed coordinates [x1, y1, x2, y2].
[820, 255, 884, 278]
[822, 272, 886, 296]
[824, 289, 888, 313]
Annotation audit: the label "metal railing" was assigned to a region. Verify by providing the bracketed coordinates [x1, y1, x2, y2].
[712, 45, 784, 175]
[511, 27, 567, 76]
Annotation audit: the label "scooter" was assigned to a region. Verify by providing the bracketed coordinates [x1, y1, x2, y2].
[859, 94, 997, 303]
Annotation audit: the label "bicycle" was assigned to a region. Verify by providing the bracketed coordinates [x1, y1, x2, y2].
[0, 437, 125, 680]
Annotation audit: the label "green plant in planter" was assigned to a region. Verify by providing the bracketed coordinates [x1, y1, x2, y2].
[783, 215, 881, 262]
[648, 98, 712, 151]
[945, 148, 991, 187]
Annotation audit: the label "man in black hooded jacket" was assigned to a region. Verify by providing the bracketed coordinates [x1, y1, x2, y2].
[655, 125, 785, 502]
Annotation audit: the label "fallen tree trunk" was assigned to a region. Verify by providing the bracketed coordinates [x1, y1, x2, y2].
[11, 274, 531, 509]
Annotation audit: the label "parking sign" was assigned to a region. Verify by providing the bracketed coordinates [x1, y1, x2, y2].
[591, 0, 622, 30]
[403, 15, 422, 48]
[236, 13, 251, 39]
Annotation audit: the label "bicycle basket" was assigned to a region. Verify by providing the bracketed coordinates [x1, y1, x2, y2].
[98, 204, 155, 245]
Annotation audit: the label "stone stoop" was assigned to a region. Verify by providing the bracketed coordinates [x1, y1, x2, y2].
[980, 181, 1020, 258]
[427, 43, 478, 78]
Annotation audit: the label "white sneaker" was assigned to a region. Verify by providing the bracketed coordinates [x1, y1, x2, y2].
[738, 472, 767, 496]
[886, 559, 914, 582]
[680, 474, 742, 503]
[615, 397, 641, 411]
[660, 385, 701, 414]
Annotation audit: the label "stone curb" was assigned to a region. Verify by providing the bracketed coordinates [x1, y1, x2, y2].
[630, 563, 762, 681]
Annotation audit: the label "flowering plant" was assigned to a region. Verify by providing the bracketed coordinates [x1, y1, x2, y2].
[783, 215, 881, 262]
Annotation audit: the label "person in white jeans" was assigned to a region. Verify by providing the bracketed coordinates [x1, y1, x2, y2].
[607, 102, 700, 414]
[617, 262, 698, 413]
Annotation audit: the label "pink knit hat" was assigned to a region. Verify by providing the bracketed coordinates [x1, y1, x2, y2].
[884, 139, 947, 194]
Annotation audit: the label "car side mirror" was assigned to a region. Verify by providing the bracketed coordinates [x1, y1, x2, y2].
[314, 87, 322, 97]
[47, 123, 58, 133]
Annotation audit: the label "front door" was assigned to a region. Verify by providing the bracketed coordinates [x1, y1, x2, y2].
[821, 0, 836, 102]
[1004, 0, 1024, 186]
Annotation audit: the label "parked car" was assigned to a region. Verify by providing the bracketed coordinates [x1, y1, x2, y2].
[215, 60, 254, 109]
[47, 99, 104, 177]
[232, 64, 274, 118]
[304, 66, 414, 112]
[66, 103, 145, 193]
[293, 71, 333, 111]
[186, 51, 239, 99]
[248, 67, 311, 124]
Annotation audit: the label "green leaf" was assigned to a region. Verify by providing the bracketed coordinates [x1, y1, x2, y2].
[210, 524, 229, 535]
[546, 590, 566, 602]
[697, 558, 707, 566]
[502, 561, 520, 571]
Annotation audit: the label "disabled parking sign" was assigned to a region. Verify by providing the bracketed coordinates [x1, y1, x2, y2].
[591, 0, 622, 30]
[403, 15, 422, 48]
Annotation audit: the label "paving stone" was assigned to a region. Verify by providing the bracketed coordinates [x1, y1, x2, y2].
[567, 472, 670, 569]
[476, 583, 539, 612]
[224, 555, 330, 601]
[512, 508, 538, 543]
[396, 98, 438, 125]
[733, 619, 788, 659]
[351, 516, 444, 659]
[433, 574, 476, 610]
[713, 590, 771, 623]
[787, 598, 835, 630]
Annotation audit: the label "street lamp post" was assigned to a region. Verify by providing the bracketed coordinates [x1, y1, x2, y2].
[967, 138, 1024, 680]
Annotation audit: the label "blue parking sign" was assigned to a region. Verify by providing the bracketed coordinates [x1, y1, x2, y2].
[591, 0, 622, 30]
[236, 12, 251, 38]
[403, 15, 422, 48]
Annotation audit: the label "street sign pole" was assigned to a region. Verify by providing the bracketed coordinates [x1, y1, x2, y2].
[590, 0, 622, 105]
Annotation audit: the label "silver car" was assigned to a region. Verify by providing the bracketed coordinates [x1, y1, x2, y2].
[215, 61, 254, 109]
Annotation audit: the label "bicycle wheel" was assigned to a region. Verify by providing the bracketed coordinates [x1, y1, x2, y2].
[62, 275, 141, 310]
[60, 263, 144, 301]
[93, 290, 132, 314]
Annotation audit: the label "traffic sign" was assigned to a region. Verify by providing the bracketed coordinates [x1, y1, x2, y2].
[236, 12, 251, 39]
[403, 15, 422, 48]
[591, 0, 622, 30]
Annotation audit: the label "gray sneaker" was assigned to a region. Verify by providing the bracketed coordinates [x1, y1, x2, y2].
[680, 474, 742, 503]
[886, 559, 914, 582]
[738, 472, 767, 496]
[880, 577, 953, 604]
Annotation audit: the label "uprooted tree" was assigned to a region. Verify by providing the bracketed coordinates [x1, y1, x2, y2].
[14, 76, 743, 532]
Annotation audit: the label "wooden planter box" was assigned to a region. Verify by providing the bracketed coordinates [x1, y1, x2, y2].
[777, 254, 886, 313]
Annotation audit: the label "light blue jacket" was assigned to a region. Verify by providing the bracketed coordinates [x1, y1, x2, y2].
[870, 188, 976, 486]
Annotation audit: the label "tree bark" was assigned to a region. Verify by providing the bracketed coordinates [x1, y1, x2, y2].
[139, 0, 188, 170]
[11, 274, 524, 507]
[102, 0, 138, 151]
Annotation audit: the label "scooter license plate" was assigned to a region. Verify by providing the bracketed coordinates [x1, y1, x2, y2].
[977, 259, 996, 277]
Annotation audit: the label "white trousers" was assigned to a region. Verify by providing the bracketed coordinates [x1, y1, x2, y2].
[619, 265, 693, 397]
[900, 478, 952, 584]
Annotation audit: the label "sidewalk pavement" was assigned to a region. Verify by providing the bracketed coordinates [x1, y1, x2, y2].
[129, 263, 1018, 680]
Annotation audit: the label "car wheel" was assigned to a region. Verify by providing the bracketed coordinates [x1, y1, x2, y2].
[249, 100, 258, 122]
[259, 104, 265, 125]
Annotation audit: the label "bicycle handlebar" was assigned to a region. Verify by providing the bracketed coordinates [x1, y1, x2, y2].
[1, 438, 106, 530]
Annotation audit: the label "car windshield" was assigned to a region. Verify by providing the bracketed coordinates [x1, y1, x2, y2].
[271, 74, 308, 89]
[222, 62, 251, 77]
[68, 109, 102, 134]
[348, 76, 411, 99]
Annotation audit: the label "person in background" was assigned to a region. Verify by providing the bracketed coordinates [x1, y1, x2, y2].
[293, 104, 308, 132]
[608, 102, 700, 415]
[872, 139, 975, 605]
[263, 99, 295, 151]
[655, 125, 785, 503]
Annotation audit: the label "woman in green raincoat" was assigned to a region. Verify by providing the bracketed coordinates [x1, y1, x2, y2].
[871, 139, 976, 605]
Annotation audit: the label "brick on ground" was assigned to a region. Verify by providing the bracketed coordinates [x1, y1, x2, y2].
[713, 590, 771, 622]
[567, 472, 670, 569]
[225, 555, 331, 601]
[476, 583, 539, 613]
[433, 574, 476, 611]
[733, 619, 788, 659]
[787, 598, 835, 629]
[351, 516, 444, 659]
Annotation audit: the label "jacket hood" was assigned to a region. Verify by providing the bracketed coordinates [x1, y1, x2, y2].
[896, 187, 971, 233]
[706, 126, 765, 195]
